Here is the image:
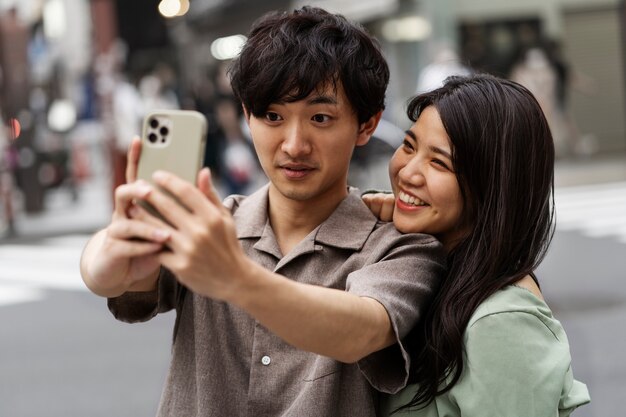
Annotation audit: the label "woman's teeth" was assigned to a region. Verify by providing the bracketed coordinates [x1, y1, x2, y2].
[399, 191, 427, 206]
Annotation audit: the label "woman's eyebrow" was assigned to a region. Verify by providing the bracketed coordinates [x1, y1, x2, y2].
[406, 129, 452, 160]
[430, 146, 452, 160]
[405, 130, 417, 141]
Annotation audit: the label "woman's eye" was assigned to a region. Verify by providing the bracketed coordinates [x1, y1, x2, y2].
[432, 159, 451, 170]
[312, 114, 330, 123]
[402, 139, 415, 151]
[265, 112, 282, 122]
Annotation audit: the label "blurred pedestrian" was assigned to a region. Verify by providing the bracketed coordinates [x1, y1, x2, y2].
[416, 43, 472, 94]
[364, 74, 590, 416]
[544, 39, 599, 156]
[214, 95, 258, 195]
[510, 46, 570, 157]
[79, 7, 445, 417]
[0, 111, 17, 237]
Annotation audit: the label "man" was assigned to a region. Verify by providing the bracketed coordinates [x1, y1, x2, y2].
[80, 7, 444, 416]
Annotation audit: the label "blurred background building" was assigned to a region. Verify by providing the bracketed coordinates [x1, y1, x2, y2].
[0, 0, 624, 231]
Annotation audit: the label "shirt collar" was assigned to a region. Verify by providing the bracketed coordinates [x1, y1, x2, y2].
[233, 185, 378, 251]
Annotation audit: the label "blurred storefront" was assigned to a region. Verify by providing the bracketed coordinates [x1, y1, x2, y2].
[288, 0, 626, 156]
[177, 0, 625, 156]
[0, 0, 624, 232]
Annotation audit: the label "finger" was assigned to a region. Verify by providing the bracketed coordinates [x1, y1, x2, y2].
[112, 181, 153, 218]
[362, 193, 384, 217]
[128, 202, 172, 230]
[379, 194, 396, 222]
[108, 217, 171, 243]
[197, 168, 224, 209]
[142, 179, 194, 229]
[126, 136, 142, 183]
[106, 238, 164, 259]
[152, 170, 221, 218]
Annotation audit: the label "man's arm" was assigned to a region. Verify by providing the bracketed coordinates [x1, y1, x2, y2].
[231, 264, 395, 363]
[129, 169, 399, 363]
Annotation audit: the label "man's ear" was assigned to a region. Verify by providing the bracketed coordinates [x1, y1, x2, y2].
[356, 110, 383, 147]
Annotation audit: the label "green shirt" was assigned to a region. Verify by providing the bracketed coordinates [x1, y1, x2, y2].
[381, 285, 590, 417]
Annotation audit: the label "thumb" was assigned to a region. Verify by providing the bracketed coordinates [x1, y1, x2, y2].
[197, 168, 223, 208]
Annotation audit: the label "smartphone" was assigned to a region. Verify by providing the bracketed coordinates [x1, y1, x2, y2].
[136, 110, 208, 223]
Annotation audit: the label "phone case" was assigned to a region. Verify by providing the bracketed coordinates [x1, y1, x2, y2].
[136, 110, 208, 221]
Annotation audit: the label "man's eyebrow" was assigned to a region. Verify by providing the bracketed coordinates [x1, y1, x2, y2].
[405, 130, 417, 141]
[307, 95, 338, 105]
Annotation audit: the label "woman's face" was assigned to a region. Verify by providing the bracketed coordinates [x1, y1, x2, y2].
[389, 106, 466, 248]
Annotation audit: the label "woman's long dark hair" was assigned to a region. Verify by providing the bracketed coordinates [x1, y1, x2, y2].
[399, 74, 556, 410]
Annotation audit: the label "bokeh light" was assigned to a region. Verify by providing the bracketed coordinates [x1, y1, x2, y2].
[9, 118, 21, 140]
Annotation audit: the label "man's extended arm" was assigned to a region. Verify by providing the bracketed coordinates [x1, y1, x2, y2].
[127, 169, 403, 363]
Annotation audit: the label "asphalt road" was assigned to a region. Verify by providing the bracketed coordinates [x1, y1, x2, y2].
[0, 287, 174, 417]
[537, 231, 626, 417]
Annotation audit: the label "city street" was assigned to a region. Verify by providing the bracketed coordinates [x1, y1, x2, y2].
[1, 177, 625, 416]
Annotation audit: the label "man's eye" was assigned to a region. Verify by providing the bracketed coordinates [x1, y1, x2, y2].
[265, 112, 282, 122]
[312, 114, 330, 123]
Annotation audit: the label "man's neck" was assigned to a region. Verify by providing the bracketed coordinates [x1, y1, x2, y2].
[267, 186, 349, 256]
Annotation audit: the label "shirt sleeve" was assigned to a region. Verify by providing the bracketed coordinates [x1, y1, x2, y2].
[346, 233, 445, 394]
[449, 310, 588, 417]
[107, 267, 180, 323]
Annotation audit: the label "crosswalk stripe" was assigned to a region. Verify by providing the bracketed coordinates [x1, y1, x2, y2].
[0, 235, 90, 306]
[555, 181, 626, 243]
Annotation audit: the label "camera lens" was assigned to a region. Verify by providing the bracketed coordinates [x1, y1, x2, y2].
[148, 133, 158, 143]
[149, 118, 159, 128]
[160, 126, 169, 136]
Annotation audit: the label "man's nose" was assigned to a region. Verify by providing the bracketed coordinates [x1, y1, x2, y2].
[281, 122, 312, 157]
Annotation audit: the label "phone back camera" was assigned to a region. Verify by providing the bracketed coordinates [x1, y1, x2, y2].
[145, 115, 173, 147]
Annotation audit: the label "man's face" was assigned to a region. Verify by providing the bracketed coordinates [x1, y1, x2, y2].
[247, 83, 375, 207]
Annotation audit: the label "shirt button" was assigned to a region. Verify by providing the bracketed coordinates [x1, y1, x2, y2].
[261, 355, 271, 366]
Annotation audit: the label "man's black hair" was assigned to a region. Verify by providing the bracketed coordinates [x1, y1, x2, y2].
[229, 6, 389, 124]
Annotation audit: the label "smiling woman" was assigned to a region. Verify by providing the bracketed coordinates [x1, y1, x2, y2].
[389, 106, 465, 249]
[365, 74, 590, 417]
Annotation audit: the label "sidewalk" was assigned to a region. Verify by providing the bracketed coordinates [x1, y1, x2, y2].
[3, 151, 626, 243]
[554, 152, 626, 187]
[4, 175, 112, 242]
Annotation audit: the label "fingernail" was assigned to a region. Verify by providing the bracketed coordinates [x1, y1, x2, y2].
[134, 180, 151, 195]
[153, 229, 170, 240]
[153, 171, 166, 182]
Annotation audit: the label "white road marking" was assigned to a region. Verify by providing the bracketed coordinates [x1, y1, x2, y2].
[555, 181, 626, 243]
[0, 235, 89, 306]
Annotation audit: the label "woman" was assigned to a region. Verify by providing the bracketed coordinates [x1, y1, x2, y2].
[364, 74, 590, 416]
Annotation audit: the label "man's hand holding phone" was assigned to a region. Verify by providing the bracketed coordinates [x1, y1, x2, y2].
[80, 137, 169, 298]
[81, 110, 209, 297]
[127, 166, 252, 302]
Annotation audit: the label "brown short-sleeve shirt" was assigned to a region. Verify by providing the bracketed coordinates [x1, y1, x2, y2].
[109, 185, 445, 417]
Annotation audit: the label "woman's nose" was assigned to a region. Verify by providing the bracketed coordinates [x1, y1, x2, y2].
[399, 157, 426, 186]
